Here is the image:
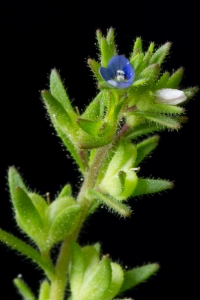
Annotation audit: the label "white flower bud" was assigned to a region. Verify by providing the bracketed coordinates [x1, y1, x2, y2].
[156, 88, 187, 105]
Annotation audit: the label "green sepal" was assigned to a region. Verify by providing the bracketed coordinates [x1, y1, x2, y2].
[130, 53, 144, 73]
[147, 42, 155, 55]
[13, 187, 45, 249]
[104, 262, 124, 300]
[96, 29, 102, 49]
[0, 229, 54, 279]
[106, 27, 117, 55]
[100, 37, 113, 67]
[82, 245, 100, 277]
[50, 69, 73, 111]
[138, 64, 160, 85]
[154, 72, 170, 90]
[38, 281, 50, 300]
[87, 59, 102, 81]
[8, 166, 28, 196]
[76, 118, 104, 136]
[132, 37, 142, 55]
[87, 189, 132, 217]
[132, 178, 173, 197]
[183, 86, 199, 99]
[124, 123, 163, 140]
[135, 135, 159, 166]
[134, 111, 181, 129]
[70, 241, 85, 298]
[27, 193, 48, 221]
[42, 91, 77, 137]
[80, 256, 112, 300]
[58, 184, 72, 198]
[166, 68, 184, 88]
[56, 127, 85, 172]
[13, 278, 36, 300]
[119, 263, 159, 293]
[47, 196, 77, 222]
[81, 92, 104, 120]
[48, 205, 81, 246]
[150, 42, 171, 65]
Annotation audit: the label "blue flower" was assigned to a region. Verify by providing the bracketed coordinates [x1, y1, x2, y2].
[99, 55, 134, 89]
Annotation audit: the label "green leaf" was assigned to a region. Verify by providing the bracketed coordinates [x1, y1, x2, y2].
[183, 87, 199, 99]
[82, 245, 100, 278]
[147, 42, 155, 55]
[139, 63, 160, 81]
[124, 123, 162, 140]
[104, 262, 124, 300]
[13, 187, 44, 248]
[135, 135, 159, 166]
[130, 53, 144, 73]
[166, 68, 184, 88]
[96, 29, 102, 49]
[87, 189, 132, 217]
[28, 193, 48, 220]
[133, 37, 142, 52]
[88, 59, 102, 81]
[106, 27, 117, 55]
[134, 111, 181, 129]
[48, 196, 76, 222]
[13, 278, 36, 300]
[58, 184, 72, 198]
[154, 72, 170, 90]
[81, 91, 104, 120]
[80, 256, 112, 300]
[38, 281, 50, 300]
[120, 263, 159, 293]
[77, 118, 104, 136]
[48, 205, 81, 246]
[8, 166, 28, 196]
[56, 127, 85, 172]
[50, 69, 73, 111]
[150, 42, 171, 65]
[0, 229, 54, 279]
[132, 178, 173, 197]
[100, 37, 113, 67]
[70, 242, 86, 298]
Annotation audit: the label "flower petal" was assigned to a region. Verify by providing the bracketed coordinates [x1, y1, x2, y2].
[107, 55, 130, 77]
[99, 67, 114, 81]
[156, 88, 187, 105]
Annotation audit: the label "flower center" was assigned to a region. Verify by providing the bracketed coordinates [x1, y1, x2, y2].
[116, 70, 125, 81]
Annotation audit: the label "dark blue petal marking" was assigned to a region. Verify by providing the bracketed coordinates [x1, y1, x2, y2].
[99, 55, 134, 89]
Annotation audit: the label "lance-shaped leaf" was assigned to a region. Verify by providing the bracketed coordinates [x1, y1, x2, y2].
[56, 126, 85, 172]
[76, 118, 104, 136]
[154, 72, 170, 90]
[28, 193, 48, 221]
[100, 37, 113, 67]
[81, 91, 104, 120]
[87, 189, 132, 217]
[106, 27, 117, 55]
[48, 205, 81, 246]
[150, 42, 171, 65]
[134, 111, 181, 129]
[130, 53, 144, 73]
[183, 87, 199, 99]
[138, 64, 160, 85]
[96, 29, 102, 50]
[13, 278, 36, 300]
[131, 37, 142, 58]
[104, 262, 124, 300]
[0, 229, 54, 279]
[50, 69, 74, 111]
[119, 263, 159, 293]
[80, 256, 112, 300]
[132, 178, 173, 197]
[166, 68, 184, 89]
[147, 42, 155, 55]
[58, 184, 72, 198]
[124, 123, 163, 140]
[135, 135, 159, 166]
[8, 166, 28, 196]
[38, 281, 50, 300]
[88, 59, 102, 81]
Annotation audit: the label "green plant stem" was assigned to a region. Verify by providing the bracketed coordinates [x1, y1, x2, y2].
[49, 237, 71, 300]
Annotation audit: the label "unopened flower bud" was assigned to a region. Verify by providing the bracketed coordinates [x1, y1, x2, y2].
[156, 88, 187, 105]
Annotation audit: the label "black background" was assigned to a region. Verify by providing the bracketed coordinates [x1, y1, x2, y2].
[0, 1, 199, 299]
